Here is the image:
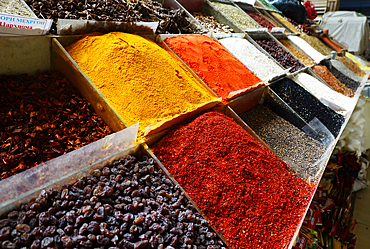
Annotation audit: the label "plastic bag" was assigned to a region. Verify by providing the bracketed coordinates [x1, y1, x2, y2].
[303, 1, 317, 20]
[267, 0, 308, 23]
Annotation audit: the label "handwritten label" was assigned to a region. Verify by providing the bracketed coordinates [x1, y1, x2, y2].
[0, 12, 52, 35]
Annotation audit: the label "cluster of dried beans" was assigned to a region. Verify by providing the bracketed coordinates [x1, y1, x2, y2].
[0, 71, 112, 180]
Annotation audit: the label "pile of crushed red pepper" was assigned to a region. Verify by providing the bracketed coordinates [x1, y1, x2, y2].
[0, 71, 112, 180]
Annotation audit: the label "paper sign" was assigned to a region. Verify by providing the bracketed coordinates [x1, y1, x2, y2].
[271, 27, 285, 33]
[0, 12, 52, 35]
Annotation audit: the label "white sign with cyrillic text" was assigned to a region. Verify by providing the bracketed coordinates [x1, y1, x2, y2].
[0, 12, 52, 35]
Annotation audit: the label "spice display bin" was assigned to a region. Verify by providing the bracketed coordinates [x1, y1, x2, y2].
[158, 33, 265, 102]
[197, 0, 245, 33]
[225, 84, 332, 180]
[234, 3, 292, 34]
[268, 75, 348, 139]
[274, 34, 316, 67]
[258, 75, 366, 248]
[146, 105, 317, 249]
[53, 35, 221, 138]
[0, 35, 122, 179]
[157, 0, 206, 33]
[292, 67, 357, 114]
[247, 31, 307, 74]
[211, 33, 286, 82]
[259, 9, 293, 32]
[208, 0, 265, 32]
[243, 32, 292, 79]
[311, 62, 370, 99]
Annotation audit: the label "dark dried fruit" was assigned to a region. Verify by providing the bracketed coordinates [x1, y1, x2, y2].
[0, 227, 11, 240]
[0, 155, 226, 248]
[256, 39, 304, 73]
[15, 224, 30, 233]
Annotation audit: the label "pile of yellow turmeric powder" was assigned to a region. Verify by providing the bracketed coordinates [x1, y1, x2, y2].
[66, 32, 217, 136]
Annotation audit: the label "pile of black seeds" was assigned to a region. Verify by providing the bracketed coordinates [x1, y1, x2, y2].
[255, 39, 305, 73]
[240, 105, 326, 180]
[0, 155, 226, 249]
[269, 78, 345, 138]
[328, 65, 361, 92]
[24, 0, 197, 34]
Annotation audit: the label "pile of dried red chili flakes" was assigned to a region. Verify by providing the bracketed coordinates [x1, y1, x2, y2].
[0, 71, 112, 180]
[152, 111, 314, 249]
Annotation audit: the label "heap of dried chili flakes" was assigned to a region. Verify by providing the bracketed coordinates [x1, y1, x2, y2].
[0, 71, 112, 180]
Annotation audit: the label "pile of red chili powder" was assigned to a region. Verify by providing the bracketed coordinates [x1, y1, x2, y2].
[152, 111, 313, 248]
[164, 35, 261, 100]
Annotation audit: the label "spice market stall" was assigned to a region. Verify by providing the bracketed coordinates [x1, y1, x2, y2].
[0, 0, 369, 249]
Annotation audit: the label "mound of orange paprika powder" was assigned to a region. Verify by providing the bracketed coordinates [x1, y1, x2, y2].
[164, 35, 262, 101]
[152, 111, 313, 248]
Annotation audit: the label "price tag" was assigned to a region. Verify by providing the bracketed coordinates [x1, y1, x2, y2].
[320, 97, 346, 112]
[0, 12, 52, 36]
[246, 28, 268, 32]
[271, 27, 285, 33]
